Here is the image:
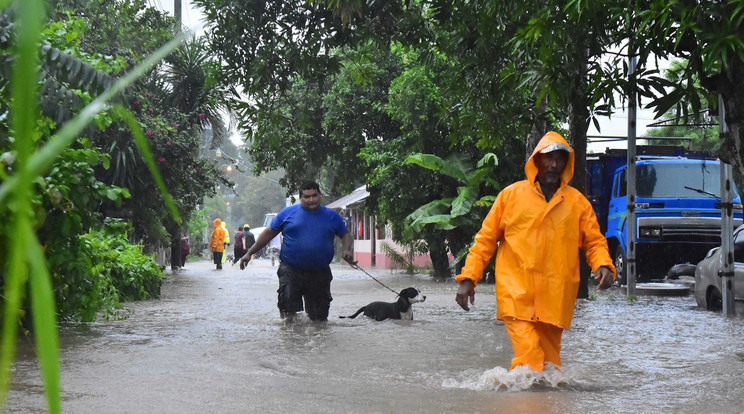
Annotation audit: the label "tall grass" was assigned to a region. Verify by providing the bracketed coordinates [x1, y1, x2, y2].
[0, 1, 184, 412]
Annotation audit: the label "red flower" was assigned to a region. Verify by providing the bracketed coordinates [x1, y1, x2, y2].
[159, 157, 165, 162]
[198, 113, 205, 118]
[146, 131, 152, 136]
[166, 141, 171, 145]
[173, 122, 179, 127]
[133, 99, 140, 105]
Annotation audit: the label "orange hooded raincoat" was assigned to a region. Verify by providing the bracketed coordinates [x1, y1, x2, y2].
[210, 218, 225, 253]
[456, 131, 615, 330]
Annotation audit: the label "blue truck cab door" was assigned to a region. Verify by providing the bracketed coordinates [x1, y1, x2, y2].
[607, 166, 627, 254]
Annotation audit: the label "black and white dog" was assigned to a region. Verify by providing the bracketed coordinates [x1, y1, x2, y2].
[340, 287, 426, 321]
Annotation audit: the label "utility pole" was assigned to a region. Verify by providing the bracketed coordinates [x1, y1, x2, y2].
[174, 0, 182, 31]
[719, 94, 735, 316]
[626, 53, 638, 297]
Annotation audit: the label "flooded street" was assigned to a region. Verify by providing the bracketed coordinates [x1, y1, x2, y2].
[6, 259, 744, 413]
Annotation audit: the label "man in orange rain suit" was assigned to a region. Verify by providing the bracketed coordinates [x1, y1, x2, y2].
[455, 131, 615, 372]
[210, 218, 226, 270]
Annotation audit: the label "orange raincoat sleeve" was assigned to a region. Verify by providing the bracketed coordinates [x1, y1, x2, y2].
[455, 187, 509, 287]
[579, 199, 615, 277]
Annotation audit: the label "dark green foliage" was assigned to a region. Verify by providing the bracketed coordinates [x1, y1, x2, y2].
[81, 219, 163, 303]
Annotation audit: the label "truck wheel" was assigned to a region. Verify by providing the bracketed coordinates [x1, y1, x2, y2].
[614, 245, 627, 286]
[706, 287, 722, 311]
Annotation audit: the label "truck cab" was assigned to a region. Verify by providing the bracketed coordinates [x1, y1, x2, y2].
[587, 146, 743, 284]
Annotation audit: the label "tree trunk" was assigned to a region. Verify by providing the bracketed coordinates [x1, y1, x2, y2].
[170, 229, 181, 270]
[567, 59, 590, 194]
[167, 219, 182, 271]
[526, 97, 549, 161]
[567, 54, 591, 298]
[427, 235, 451, 281]
[719, 62, 744, 193]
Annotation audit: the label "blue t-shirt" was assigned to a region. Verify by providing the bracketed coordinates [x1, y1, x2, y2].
[271, 204, 347, 269]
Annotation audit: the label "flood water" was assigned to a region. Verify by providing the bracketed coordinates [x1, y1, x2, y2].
[5, 259, 744, 413]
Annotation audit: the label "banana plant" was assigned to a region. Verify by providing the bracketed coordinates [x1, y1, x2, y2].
[404, 152, 499, 264]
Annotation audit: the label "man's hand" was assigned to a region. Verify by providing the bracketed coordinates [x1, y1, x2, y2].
[456, 279, 475, 311]
[343, 252, 356, 266]
[239, 252, 252, 270]
[595, 266, 613, 290]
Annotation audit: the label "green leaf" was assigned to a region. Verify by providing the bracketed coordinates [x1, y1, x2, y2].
[26, 231, 60, 414]
[405, 153, 468, 182]
[451, 186, 476, 218]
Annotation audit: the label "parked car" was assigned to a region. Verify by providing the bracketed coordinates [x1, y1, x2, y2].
[694, 224, 744, 310]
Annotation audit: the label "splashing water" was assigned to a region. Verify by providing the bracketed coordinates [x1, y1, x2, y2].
[443, 364, 576, 392]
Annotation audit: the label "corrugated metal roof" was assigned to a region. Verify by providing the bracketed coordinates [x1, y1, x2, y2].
[326, 185, 369, 210]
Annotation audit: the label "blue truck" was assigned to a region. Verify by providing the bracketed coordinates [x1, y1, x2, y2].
[586, 146, 743, 284]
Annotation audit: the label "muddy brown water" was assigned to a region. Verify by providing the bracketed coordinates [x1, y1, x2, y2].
[5, 259, 744, 413]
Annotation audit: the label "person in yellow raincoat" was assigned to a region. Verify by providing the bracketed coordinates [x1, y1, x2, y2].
[210, 218, 226, 270]
[455, 131, 615, 372]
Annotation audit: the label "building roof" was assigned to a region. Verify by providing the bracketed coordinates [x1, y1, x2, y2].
[326, 185, 369, 210]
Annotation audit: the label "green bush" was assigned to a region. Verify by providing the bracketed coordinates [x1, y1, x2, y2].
[81, 218, 164, 303]
[47, 218, 164, 323]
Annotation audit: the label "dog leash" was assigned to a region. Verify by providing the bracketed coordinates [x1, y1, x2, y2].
[347, 261, 400, 296]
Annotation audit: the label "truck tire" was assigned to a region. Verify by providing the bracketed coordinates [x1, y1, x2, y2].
[614, 245, 627, 286]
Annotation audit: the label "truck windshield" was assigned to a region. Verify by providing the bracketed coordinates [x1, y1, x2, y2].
[620, 162, 728, 198]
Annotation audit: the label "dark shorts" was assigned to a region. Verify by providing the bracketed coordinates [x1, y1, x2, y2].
[277, 263, 333, 321]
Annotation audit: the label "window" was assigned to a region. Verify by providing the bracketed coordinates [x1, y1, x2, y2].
[734, 230, 744, 263]
[617, 168, 627, 197]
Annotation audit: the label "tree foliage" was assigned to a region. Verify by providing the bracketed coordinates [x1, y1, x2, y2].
[50, 0, 232, 253]
[0, 0, 191, 409]
[195, 0, 744, 278]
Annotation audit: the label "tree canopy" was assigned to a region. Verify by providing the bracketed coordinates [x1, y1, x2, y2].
[192, 0, 744, 277]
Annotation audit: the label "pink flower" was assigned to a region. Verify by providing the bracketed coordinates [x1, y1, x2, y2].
[173, 122, 179, 127]
[159, 157, 165, 162]
[149, 108, 154, 113]
[133, 100, 140, 105]
[166, 141, 171, 145]
[198, 113, 205, 118]
[146, 131, 152, 136]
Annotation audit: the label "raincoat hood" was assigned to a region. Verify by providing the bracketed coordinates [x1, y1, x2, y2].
[213, 218, 222, 228]
[525, 131, 575, 188]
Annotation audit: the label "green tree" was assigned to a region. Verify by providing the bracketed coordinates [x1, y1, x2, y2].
[0, 0, 187, 409]
[644, 60, 719, 154]
[621, 1, 744, 190]
[51, 0, 231, 268]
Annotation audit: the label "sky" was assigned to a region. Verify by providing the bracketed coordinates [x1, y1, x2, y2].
[147, 0, 206, 35]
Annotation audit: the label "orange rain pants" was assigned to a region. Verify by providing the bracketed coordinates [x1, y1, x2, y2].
[503, 319, 563, 371]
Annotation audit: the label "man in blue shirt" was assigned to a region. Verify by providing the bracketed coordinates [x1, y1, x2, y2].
[239, 181, 354, 321]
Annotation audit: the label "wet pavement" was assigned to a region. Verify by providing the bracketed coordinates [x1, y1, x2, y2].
[5, 258, 744, 413]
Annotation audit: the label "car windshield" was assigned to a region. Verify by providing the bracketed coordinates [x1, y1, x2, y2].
[634, 162, 730, 198]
